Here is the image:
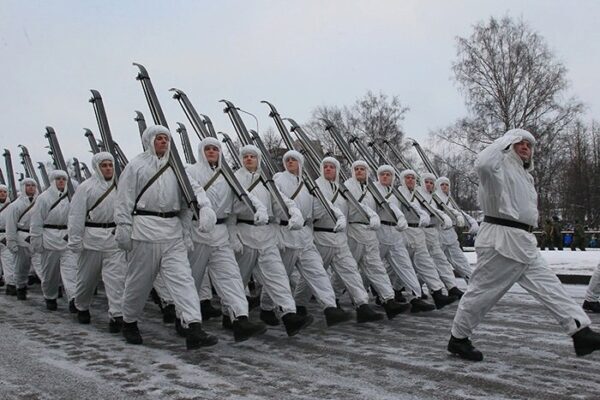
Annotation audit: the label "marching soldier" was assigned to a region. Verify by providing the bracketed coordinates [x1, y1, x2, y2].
[0, 184, 15, 293]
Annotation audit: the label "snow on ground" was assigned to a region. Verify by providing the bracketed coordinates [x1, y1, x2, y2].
[1, 252, 599, 400]
[465, 248, 599, 276]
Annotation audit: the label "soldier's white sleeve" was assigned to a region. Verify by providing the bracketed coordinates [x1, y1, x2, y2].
[114, 164, 136, 228]
[67, 185, 88, 251]
[29, 195, 49, 240]
[5, 203, 20, 251]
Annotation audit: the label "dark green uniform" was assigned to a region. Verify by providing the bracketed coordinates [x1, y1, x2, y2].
[571, 222, 586, 251]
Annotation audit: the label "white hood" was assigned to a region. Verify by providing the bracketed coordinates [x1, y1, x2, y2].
[376, 164, 395, 186]
[19, 177, 39, 200]
[504, 128, 536, 172]
[198, 137, 222, 169]
[239, 144, 262, 174]
[420, 172, 436, 193]
[282, 149, 304, 177]
[141, 125, 171, 164]
[48, 169, 69, 194]
[351, 160, 369, 181]
[320, 156, 340, 184]
[399, 169, 416, 187]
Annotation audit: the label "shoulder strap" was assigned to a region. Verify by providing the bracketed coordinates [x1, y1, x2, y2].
[134, 163, 171, 210]
[290, 181, 304, 200]
[86, 182, 116, 219]
[247, 176, 263, 193]
[0, 202, 9, 214]
[49, 192, 68, 212]
[17, 200, 36, 223]
[203, 169, 223, 192]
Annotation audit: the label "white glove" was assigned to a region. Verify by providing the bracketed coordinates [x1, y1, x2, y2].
[7, 240, 18, 254]
[368, 214, 381, 230]
[496, 133, 523, 151]
[31, 236, 43, 253]
[441, 213, 453, 230]
[198, 206, 217, 233]
[230, 232, 243, 254]
[183, 234, 194, 252]
[468, 220, 480, 235]
[455, 213, 465, 228]
[115, 224, 133, 252]
[418, 213, 430, 228]
[254, 209, 269, 226]
[288, 207, 304, 231]
[333, 215, 347, 233]
[395, 215, 408, 231]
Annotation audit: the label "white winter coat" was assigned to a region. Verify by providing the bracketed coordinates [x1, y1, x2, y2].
[343, 161, 380, 246]
[30, 170, 70, 251]
[5, 178, 39, 249]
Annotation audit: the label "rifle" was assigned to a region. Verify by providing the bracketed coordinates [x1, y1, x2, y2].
[219, 132, 242, 170]
[72, 157, 84, 183]
[81, 162, 92, 179]
[407, 138, 471, 228]
[3, 149, 18, 201]
[284, 118, 371, 222]
[18, 145, 41, 188]
[37, 162, 50, 189]
[322, 119, 401, 223]
[169, 88, 256, 213]
[133, 63, 205, 220]
[261, 101, 338, 222]
[89, 90, 123, 178]
[0, 167, 5, 186]
[84, 129, 101, 154]
[134, 110, 147, 138]
[220, 99, 290, 219]
[369, 140, 457, 224]
[176, 122, 196, 164]
[200, 114, 218, 138]
[45, 127, 75, 198]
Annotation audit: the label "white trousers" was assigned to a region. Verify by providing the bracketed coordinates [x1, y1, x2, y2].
[74, 249, 126, 318]
[345, 236, 395, 302]
[585, 263, 600, 302]
[261, 243, 336, 311]
[121, 240, 202, 327]
[295, 241, 369, 307]
[451, 247, 592, 338]
[40, 249, 78, 300]
[424, 228, 458, 290]
[198, 271, 213, 301]
[404, 228, 445, 293]
[188, 243, 248, 319]
[236, 244, 296, 315]
[440, 241, 473, 280]
[380, 238, 422, 297]
[14, 246, 32, 289]
[0, 245, 15, 285]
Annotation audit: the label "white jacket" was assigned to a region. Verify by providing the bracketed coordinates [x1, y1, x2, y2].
[0, 184, 11, 243]
[30, 170, 70, 251]
[5, 178, 39, 249]
[68, 152, 119, 252]
[343, 161, 380, 246]
[314, 157, 348, 248]
[114, 125, 190, 242]
[474, 129, 538, 263]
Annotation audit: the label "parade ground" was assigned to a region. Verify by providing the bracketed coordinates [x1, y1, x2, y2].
[0, 250, 598, 400]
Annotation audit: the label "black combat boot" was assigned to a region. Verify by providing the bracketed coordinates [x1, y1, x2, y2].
[356, 304, 384, 323]
[432, 289, 458, 309]
[78, 309, 91, 324]
[175, 318, 188, 337]
[109, 316, 123, 333]
[296, 305, 308, 316]
[16, 287, 27, 300]
[232, 316, 267, 342]
[200, 300, 222, 320]
[394, 289, 407, 303]
[382, 299, 411, 319]
[162, 304, 176, 324]
[583, 300, 600, 314]
[186, 322, 218, 349]
[410, 297, 436, 313]
[282, 312, 314, 336]
[572, 327, 600, 356]
[259, 309, 280, 326]
[0, 276, 4, 287]
[222, 315, 233, 330]
[69, 298, 78, 314]
[246, 295, 260, 311]
[5, 284, 17, 296]
[324, 307, 352, 326]
[122, 321, 143, 345]
[448, 286, 465, 299]
[447, 335, 483, 361]
[45, 298, 58, 311]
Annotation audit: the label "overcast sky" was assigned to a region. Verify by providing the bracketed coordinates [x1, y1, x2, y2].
[1, 0, 599, 176]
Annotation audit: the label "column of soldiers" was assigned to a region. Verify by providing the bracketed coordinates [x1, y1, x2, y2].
[1, 125, 600, 361]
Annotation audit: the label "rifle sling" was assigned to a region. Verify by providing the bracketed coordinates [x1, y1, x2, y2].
[86, 182, 116, 219]
[133, 163, 171, 212]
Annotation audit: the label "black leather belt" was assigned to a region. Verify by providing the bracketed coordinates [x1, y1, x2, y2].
[408, 223, 420, 228]
[313, 227, 335, 233]
[133, 210, 179, 218]
[380, 221, 395, 226]
[0, 229, 4, 233]
[43, 224, 67, 230]
[216, 218, 227, 225]
[237, 218, 269, 226]
[349, 221, 369, 225]
[279, 220, 307, 226]
[483, 216, 535, 233]
[85, 222, 116, 228]
[17, 227, 29, 232]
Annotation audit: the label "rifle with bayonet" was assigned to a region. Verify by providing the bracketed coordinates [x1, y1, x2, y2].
[45, 127, 75, 198]
[84, 129, 101, 154]
[81, 162, 92, 179]
[176, 122, 196, 164]
[18, 145, 41, 189]
[201, 114, 218, 138]
[284, 118, 372, 223]
[72, 157, 84, 183]
[134, 111, 147, 138]
[219, 132, 242, 170]
[322, 119, 403, 223]
[169, 88, 257, 214]
[37, 162, 50, 189]
[261, 101, 339, 223]
[2, 150, 17, 201]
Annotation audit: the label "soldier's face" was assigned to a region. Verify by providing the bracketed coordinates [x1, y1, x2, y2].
[323, 162, 337, 182]
[99, 160, 114, 180]
[0, 189, 7, 201]
[55, 177, 67, 191]
[25, 182, 36, 196]
[424, 179, 435, 193]
[513, 140, 532, 162]
[354, 165, 367, 182]
[404, 174, 415, 190]
[204, 145, 220, 166]
[243, 153, 258, 172]
[440, 182, 450, 194]
[154, 134, 170, 157]
[286, 157, 300, 175]
[378, 171, 393, 186]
